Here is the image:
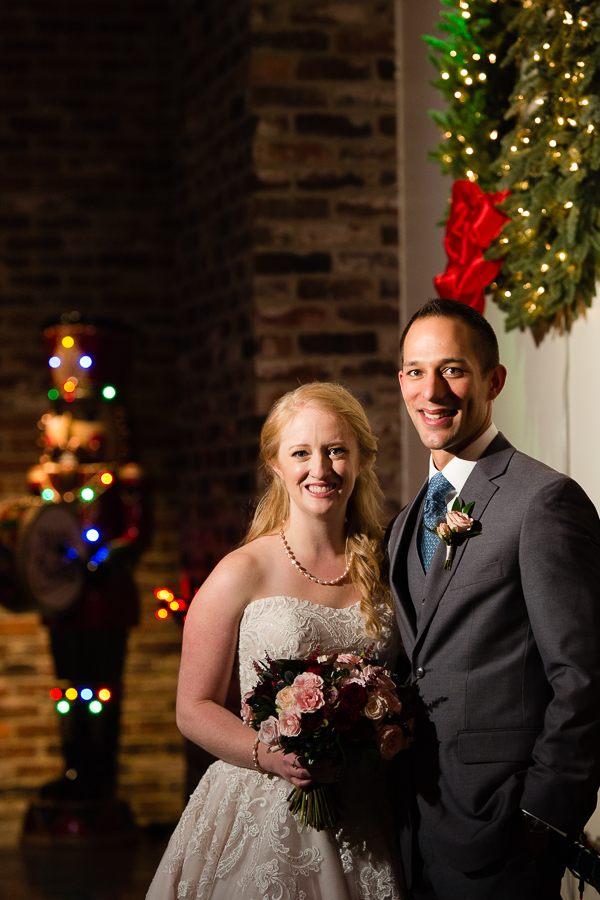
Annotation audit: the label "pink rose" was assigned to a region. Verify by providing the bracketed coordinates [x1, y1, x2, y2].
[363, 693, 387, 721]
[377, 724, 406, 760]
[335, 653, 362, 668]
[377, 687, 401, 713]
[295, 685, 325, 713]
[275, 685, 296, 711]
[240, 700, 254, 725]
[258, 715, 280, 748]
[437, 522, 452, 540]
[446, 511, 473, 534]
[279, 708, 302, 737]
[293, 672, 324, 691]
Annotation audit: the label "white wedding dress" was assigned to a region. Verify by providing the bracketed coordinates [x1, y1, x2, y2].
[146, 596, 405, 900]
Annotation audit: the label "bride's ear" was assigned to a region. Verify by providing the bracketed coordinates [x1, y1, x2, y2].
[268, 461, 282, 478]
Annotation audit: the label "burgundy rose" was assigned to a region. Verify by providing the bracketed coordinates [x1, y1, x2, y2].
[338, 682, 368, 710]
[321, 703, 334, 721]
[334, 706, 359, 731]
[303, 709, 325, 731]
[306, 663, 328, 677]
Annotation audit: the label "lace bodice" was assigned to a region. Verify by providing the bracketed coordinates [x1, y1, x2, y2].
[238, 596, 399, 696]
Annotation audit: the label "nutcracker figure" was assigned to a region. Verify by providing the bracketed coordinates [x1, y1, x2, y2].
[0, 313, 151, 841]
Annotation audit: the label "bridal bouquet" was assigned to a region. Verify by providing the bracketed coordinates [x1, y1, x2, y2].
[242, 648, 414, 831]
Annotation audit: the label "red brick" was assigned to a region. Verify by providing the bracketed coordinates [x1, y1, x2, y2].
[335, 29, 394, 54]
[254, 140, 333, 165]
[256, 362, 332, 382]
[256, 115, 289, 138]
[337, 198, 396, 217]
[379, 114, 396, 135]
[341, 358, 398, 377]
[296, 56, 370, 80]
[255, 252, 331, 274]
[298, 331, 377, 354]
[254, 197, 329, 218]
[257, 305, 327, 327]
[297, 171, 365, 190]
[252, 85, 327, 107]
[252, 30, 329, 51]
[250, 57, 290, 82]
[258, 335, 293, 357]
[381, 225, 398, 245]
[290, 2, 371, 25]
[296, 113, 372, 137]
[338, 304, 397, 325]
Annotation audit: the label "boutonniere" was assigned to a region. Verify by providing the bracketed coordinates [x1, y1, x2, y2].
[426, 499, 481, 570]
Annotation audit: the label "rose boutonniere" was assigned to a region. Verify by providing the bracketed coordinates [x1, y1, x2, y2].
[426, 499, 481, 570]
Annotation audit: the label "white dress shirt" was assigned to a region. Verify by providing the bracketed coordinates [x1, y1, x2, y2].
[427, 422, 498, 509]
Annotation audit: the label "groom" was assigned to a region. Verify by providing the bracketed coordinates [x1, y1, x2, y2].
[388, 299, 600, 899]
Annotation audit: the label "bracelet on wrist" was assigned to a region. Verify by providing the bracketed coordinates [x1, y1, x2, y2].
[252, 735, 266, 775]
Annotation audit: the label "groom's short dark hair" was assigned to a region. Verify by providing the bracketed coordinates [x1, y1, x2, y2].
[400, 298, 500, 375]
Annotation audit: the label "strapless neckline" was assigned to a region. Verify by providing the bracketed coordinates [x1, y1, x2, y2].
[241, 595, 361, 623]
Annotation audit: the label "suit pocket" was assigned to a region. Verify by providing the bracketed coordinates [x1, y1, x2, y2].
[458, 728, 537, 764]
[451, 559, 503, 590]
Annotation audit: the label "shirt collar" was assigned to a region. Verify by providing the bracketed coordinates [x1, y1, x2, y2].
[428, 422, 498, 501]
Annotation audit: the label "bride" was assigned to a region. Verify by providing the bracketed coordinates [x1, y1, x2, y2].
[146, 382, 405, 900]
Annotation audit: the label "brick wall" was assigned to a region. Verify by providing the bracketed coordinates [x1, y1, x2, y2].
[249, 0, 401, 514]
[173, 0, 259, 588]
[176, 0, 401, 605]
[0, 1, 183, 845]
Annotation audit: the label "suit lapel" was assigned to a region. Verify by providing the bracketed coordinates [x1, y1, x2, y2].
[415, 434, 516, 648]
[389, 481, 427, 649]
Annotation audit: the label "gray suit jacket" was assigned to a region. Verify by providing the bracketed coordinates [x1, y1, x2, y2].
[388, 433, 600, 872]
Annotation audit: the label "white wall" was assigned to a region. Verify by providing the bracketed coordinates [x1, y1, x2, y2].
[489, 302, 600, 512]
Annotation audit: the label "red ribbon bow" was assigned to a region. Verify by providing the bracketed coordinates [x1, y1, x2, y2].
[434, 179, 511, 314]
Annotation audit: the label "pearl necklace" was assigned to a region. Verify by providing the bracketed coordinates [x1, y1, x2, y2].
[279, 529, 353, 586]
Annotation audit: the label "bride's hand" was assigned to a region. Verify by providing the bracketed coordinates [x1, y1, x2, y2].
[259, 747, 314, 788]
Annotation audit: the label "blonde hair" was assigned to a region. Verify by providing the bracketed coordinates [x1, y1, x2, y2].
[244, 383, 392, 636]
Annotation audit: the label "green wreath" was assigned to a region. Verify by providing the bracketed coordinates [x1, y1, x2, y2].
[427, 0, 600, 336]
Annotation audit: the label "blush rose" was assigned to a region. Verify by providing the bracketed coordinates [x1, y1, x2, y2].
[258, 715, 280, 749]
[446, 511, 473, 534]
[279, 709, 302, 737]
[377, 724, 406, 760]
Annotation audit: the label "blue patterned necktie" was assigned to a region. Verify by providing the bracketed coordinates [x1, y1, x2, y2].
[420, 472, 453, 572]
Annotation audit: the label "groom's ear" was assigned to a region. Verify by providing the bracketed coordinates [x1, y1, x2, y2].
[487, 364, 507, 400]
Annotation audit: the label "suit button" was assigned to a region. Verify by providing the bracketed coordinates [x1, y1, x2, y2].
[415, 667, 425, 679]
